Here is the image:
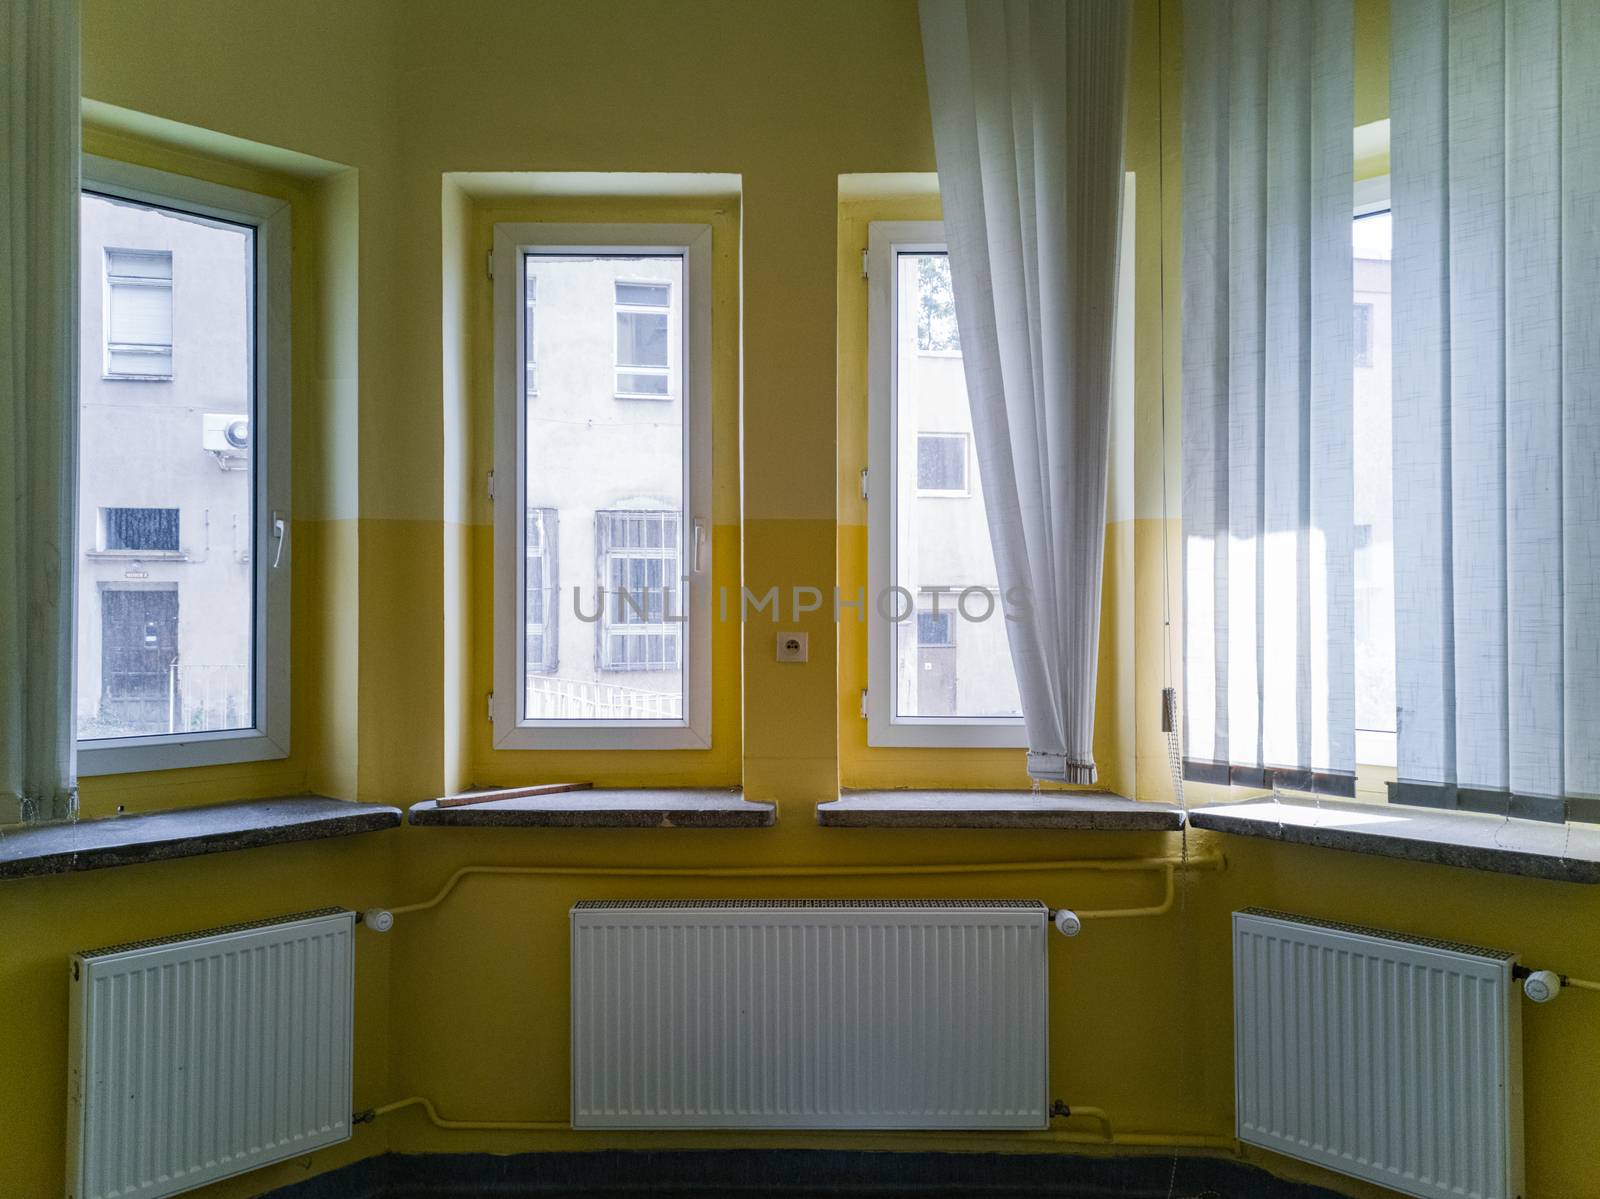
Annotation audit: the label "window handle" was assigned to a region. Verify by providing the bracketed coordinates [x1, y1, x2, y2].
[693, 521, 707, 575]
[271, 511, 287, 569]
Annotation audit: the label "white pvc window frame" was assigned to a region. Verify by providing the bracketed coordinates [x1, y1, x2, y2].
[77, 155, 292, 775]
[865, 222, 1026, 749]
[492, 223, 712, 750]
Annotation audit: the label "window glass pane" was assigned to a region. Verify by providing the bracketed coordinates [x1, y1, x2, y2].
[1353, 210, 1395, 766]
[105, 247, 174, 378]
[616, 281, 670, 307]
[893, 252, 1021, 720]
[914, 253, 961, 353]
[525, 253, 685, 721]
[616, 369, 670, 396]
[103, 507, 180, 552]
[916, 434, 967, 492]
[616, 309, 669, 369]
[525, 275, 538, 395]
[78, 191, 255, 740]
[525, 507, 558, 674]
[916, 609, 954, 647]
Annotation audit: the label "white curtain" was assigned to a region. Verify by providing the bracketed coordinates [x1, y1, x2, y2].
[1391, 0, 1600, 818]
[1, 0, 79, 824]
[1180, 0, 1355, 792]
[919, 0, 1131, 783]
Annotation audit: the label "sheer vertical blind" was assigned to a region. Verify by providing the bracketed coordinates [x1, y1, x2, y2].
[1390, 0, 1600, 822]
[1182, 0, 1599, 822]
[919, 0, 1132, 783]
[1, 0, 80, 824]
[1180, 0, 1356, 794]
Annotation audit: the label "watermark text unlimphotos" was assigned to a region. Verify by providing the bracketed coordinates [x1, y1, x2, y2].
[565, 583, 1032, 625]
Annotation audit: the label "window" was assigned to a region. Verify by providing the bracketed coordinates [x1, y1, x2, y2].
[865, 204, 1133, 749]
[76, 156, 291, 774]
[916, 432, 968, 495]
[614, 279, 672, 397]
[493, 223, 711, 749]
[865, 224, 1025, 747]
[598, 509, 682, 673]
[1352, 182, 1395, 768]
[914, 604, 959, 717]
[1353, 300, 1374, 368]
[526, 507, 558, 675]
[102, 507, 180, 553]
[525, 275, 539, 396]
[104, 247, 173, 378]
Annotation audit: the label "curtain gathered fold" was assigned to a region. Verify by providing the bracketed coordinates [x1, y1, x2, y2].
[1, 0, 80, 823]
[1390, 0, 1600, 817]
[1180, 0, 1355, 792]
[919, 0, 1132, 783]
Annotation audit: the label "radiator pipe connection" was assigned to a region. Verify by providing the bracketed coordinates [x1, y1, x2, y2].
[1514, 964, 1600, 1002]
[1049, 1101, 1112, 1141]
[378, 854, 1226, 925]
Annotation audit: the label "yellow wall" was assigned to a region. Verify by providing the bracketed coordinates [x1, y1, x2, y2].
[5, 2, 1598, 1197]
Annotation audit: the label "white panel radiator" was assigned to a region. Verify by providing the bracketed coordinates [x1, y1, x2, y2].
[570, 900, 1048, 1129]
[1233, 909, 1523, 1199]
[67, 909, 355, 1199]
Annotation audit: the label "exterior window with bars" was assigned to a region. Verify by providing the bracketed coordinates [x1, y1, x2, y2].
[614, 280, 671, 397]
[104, 247, 173, 378]
[525, 507, 558, 674]
[598, 509, 681, 671]
[101, 507, 180, 552]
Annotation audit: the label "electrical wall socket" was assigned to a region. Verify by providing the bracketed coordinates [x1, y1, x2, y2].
[776, 631, 808, 663]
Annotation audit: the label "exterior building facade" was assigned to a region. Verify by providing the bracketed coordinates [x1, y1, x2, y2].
[76, 192, 253, 740]
[892, 252, 1021, 720]
[522, 253, 688, 720]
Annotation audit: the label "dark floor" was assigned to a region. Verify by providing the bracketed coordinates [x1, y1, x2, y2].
[263, 1150, 1347, 1199]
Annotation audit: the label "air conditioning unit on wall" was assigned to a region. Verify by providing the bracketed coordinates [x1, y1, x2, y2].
[202, 413, 249, 469]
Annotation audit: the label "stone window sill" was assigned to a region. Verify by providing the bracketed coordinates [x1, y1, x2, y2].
[1187, 798, 1600, 884]
[408, 787, 773, 829]
[0, 796, 401, 881]
[816, 790, 1184, 831]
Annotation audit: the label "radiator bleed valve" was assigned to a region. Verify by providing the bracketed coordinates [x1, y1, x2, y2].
[1050, 909, 1082, 937]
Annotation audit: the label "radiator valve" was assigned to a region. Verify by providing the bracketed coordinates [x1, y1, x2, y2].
[361, 908, 395, 933]
[1052, 909, 1082, 937]
[1523, 969, 1562, 1003]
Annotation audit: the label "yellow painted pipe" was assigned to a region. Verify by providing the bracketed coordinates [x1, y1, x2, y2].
[373, 1096, 566, 1131]
[1058, 1104, 1113, 1141]
[388, 854, 1227, 919]
[1073, 866, 1177, 920]
[370, 1096, 1236, 1152]
[1563, 975, 1600, 993]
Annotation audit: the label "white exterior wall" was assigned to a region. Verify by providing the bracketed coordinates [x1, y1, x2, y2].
[524, 255, 684, 703]
[76, 195, 253, 735]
